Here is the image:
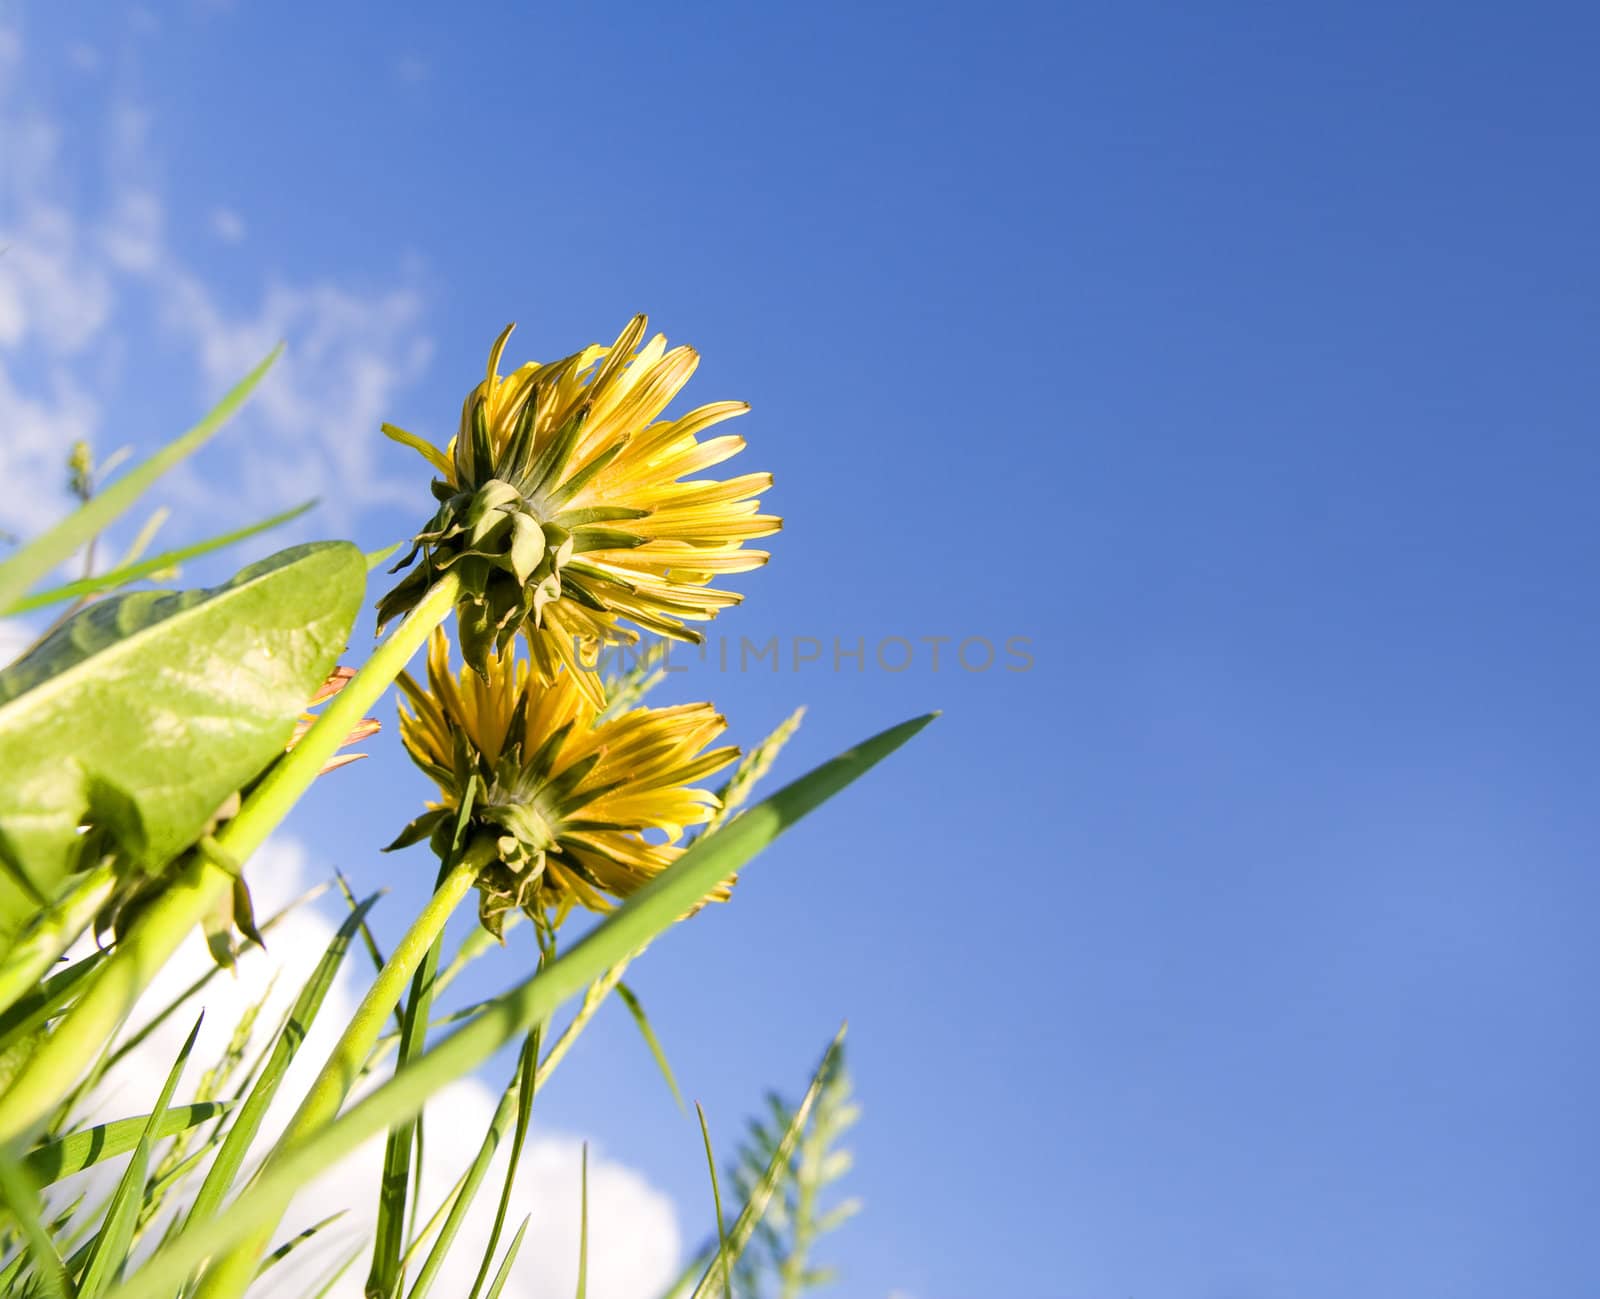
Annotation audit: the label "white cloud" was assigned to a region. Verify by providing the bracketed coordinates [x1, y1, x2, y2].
[0, 15, 433, 547]
[0, 201, 116, 352]
[100, 188, 165, 273]
[65, 836, 682, 1299]
[158, 272, 434, 524]
[210, 206, 246, 244]
[0, 362, 98, 539]
[0, 617, 39, 666]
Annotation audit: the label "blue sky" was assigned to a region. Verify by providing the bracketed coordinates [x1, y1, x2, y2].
[3, 2, 1599, 1297]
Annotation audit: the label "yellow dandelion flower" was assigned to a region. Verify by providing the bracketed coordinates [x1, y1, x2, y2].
[391, 628, 739, 939]
[377, 316, 780, 701]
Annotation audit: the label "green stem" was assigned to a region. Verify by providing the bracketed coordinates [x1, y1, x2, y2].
[367, 860, 454, 1299]
[190, 844, 488, 1299]
[0, 862, 118, 1021]
[0, 574, 461, 1146]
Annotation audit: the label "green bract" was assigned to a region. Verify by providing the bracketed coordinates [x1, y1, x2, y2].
[376, 399, 646, 675]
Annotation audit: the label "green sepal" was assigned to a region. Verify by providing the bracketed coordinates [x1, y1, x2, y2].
[569, 527, 646, 555]
[522, 405, 590, 499]
[385, 809, 452, 854]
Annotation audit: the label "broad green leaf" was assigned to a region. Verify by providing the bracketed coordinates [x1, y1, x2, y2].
[22, 1103, 230, 1186]
[78, 1014, 203, 1298]
[3, 500, 315, 616]
[100, 712, 936, 1299]
[0, 541, 365, 942]
[615, 981, 686, 1112]
[0, 347, 280, 613]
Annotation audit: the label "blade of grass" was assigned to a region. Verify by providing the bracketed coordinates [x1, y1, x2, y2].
[0, 347, 280, 612]
[463, 956, 640, 1299]
[102, 882, 327, 1076]
[396, 1162, 469, 1282]
[615, 982, 686, 1112]
[0, 863, 118, 1021]
[575, 1143, 588, 1299]
[4, 501, 316, 616]
[111, 507, 169, 572]
[691, 1028, 846, 1299]
[463, 1026, 540, 1299]
[333, 871, 405, 1037]
[184, 893, 382, 1232]
[367, 789, 477, 1299]
[255, 1212, 347, 1281]
[404, 1092, 507, 1299]
[77, 1014, 203, 1299]
[482, 1216, 530, 1299]
[22, 1104, 230, 1186]
[365, 996, 497, 1076]
[0, 950, 108, 1065]
[102, 713, 936, 1299]
[0, 1144, 72, 1299]
[695, 1106, 731, 1299]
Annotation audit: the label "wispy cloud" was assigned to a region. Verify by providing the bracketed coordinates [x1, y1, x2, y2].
[0, 15, 434, 547]
[210, 205, 246, 244]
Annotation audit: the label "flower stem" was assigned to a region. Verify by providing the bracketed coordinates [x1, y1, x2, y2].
[0, 573, 462, 1145]
[0, 861, 118, 1021]
[190, 841, 489, 1299]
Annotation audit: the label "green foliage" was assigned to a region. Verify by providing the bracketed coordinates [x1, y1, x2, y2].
[0, 318, 927, 1299]
[0, 541, 366, 942]
[182, 893, 382, 1233]
[22, 1104, 231, 1187]
[688, 1030, 848, 1299]
[729, 1049, 861, 1299]
[76, 1015, 203, 1297]
[92, 713, 932, 1299]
